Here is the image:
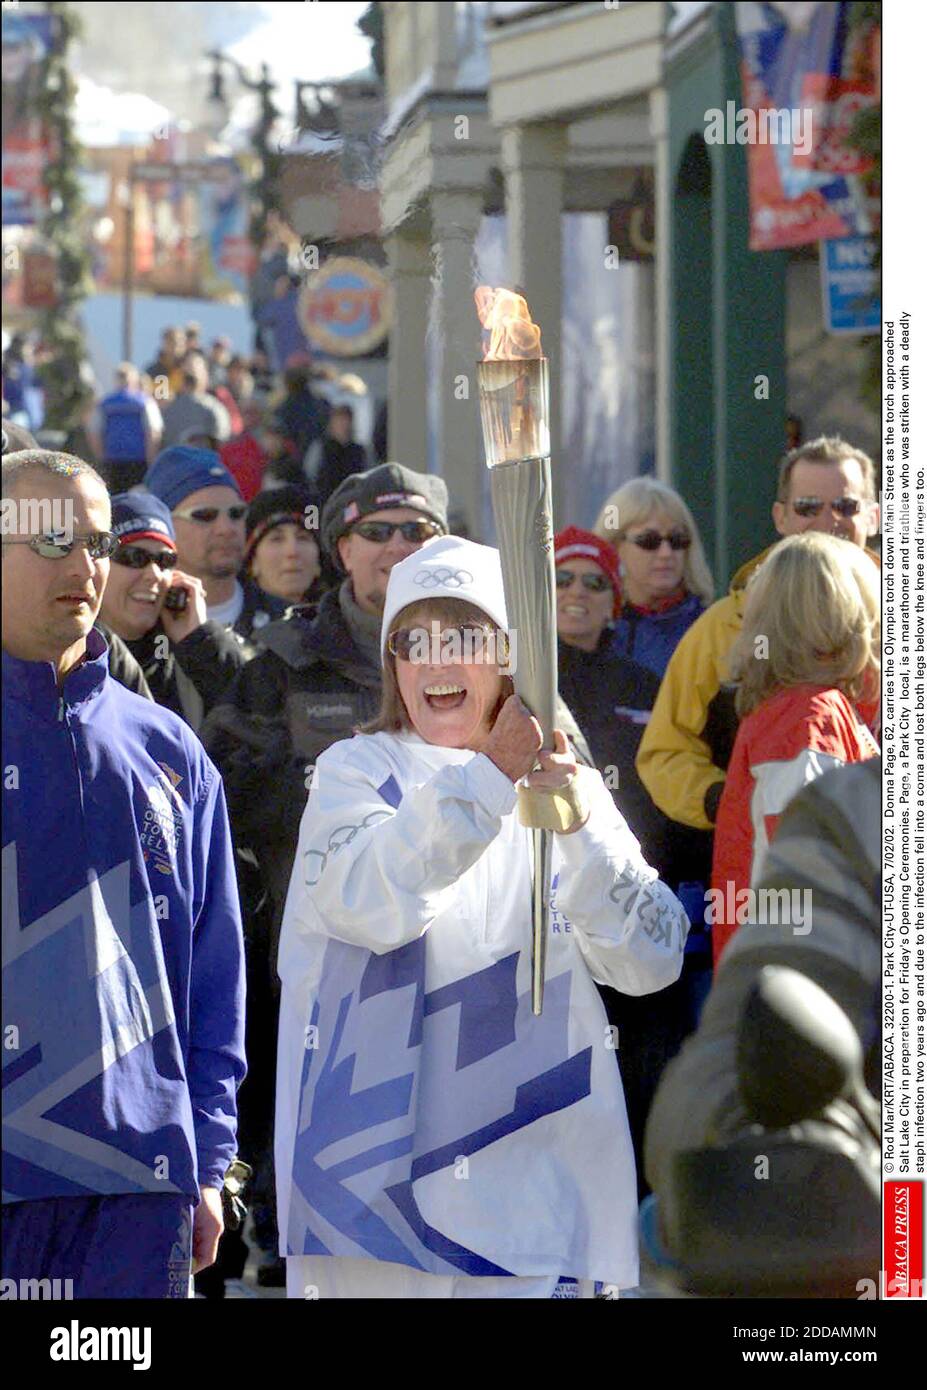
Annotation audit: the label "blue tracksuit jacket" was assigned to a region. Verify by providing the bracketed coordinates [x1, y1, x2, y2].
[2, 628, 246, 1206]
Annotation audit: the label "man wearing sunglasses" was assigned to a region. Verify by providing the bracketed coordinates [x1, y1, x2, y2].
[97, 492, 255, 733]
[637, 436, 880, 837]
[144, 446, 287, 639]
[202, 463, 448, 1284]
[1, 450, 246, 1298]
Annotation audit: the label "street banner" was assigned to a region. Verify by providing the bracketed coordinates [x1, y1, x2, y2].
[819, 234, 879, 335]
[197, 156, 256, 298]
[1, 12, 57, 227]
[734, 1, 879, 251]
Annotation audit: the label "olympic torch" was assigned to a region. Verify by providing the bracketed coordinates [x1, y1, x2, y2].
[475, 288, 580, 1015]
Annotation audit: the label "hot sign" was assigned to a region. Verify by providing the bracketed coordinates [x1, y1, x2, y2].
[298, 256, 393, 358]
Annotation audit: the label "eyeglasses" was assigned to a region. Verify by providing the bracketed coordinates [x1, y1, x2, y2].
[555, 568, 613, 593]
[387, 623, 508, 662]
[2, 531, 117, 560]
[112, 544, 179, 571]
[173, 504, 247, 524]
[351, 520, 444, 544]
[791, 496, 865, 520]
[625, 529, 691, 552]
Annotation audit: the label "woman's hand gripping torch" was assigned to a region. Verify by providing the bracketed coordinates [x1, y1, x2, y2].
[475, 287, 586, 1014]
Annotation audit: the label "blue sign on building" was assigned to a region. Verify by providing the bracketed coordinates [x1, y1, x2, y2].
[820, 236, 879, 335]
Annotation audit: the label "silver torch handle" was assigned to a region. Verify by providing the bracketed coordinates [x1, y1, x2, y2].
[489, 456, 558, 1015]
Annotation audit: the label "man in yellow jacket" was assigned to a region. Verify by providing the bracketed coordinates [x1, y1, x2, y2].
[636, 437, 880, 831]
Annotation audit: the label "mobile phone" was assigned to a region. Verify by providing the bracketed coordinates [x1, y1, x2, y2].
[164, 586, 189, 613]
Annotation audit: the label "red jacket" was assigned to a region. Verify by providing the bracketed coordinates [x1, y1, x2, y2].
[220, 432, 269, 502]
[711, 684, 879, 964]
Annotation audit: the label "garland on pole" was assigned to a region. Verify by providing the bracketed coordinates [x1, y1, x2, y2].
[33, 1, 94, 434]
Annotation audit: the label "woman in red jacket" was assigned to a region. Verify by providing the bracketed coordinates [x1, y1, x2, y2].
[710, 533, 880, 965]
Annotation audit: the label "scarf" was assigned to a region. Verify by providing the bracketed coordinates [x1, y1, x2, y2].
[338, 578, 383, 670]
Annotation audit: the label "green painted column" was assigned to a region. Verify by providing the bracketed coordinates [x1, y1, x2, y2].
[711, 3, 788, 587]
[666, 5, 788, 591]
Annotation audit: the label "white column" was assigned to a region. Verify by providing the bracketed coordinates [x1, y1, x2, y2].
[649, 85, 671, 483]
[430, 187, 486, 537]
[500, 122, 568, 523]
[386, 223, 431, 470]
[432, 0, 458, 89]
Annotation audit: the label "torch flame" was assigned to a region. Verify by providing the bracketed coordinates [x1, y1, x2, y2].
[475, 286, 542, 361]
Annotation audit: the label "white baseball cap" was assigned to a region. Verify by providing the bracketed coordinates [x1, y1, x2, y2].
[380, 535, 510, 656]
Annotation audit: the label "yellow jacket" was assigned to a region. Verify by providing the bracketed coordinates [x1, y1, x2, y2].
[636, 542, 881, 831]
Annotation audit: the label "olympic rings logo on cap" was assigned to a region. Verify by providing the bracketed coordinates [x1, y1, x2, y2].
[412, 567, 474, 589]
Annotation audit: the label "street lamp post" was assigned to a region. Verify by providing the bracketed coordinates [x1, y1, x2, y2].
[205, 49, 281, 250]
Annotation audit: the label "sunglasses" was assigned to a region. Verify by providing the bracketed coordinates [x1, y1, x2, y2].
[112, 544, 179, 571]
[351, 520, 444, 544]
[555, 568, 613, 593]
[173, 504, 247, 524]
[625, 529, 691, 552]
[387, 623, 508, 662]
[791, 496, 864, 520]
[2, 531, 117, 560]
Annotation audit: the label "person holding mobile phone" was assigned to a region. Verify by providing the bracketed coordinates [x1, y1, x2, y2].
[143, 446, 289, 639]
[97, 491, 255, 732]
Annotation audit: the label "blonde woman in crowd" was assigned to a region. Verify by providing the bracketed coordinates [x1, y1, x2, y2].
[595, 477, 714, 677]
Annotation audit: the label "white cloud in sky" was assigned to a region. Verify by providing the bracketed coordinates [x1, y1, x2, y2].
[76, 76, 172, 147]
[226, 2, 372, 84]
[73, 1, 372, 147]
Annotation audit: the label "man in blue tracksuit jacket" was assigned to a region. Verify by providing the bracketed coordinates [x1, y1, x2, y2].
[1, 449, 247, 1298]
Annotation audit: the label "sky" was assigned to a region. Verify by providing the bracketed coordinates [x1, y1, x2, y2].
[70, 1, 372, 146]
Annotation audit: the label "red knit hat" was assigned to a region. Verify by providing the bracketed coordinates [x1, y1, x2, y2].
[553, 525, 621, 615]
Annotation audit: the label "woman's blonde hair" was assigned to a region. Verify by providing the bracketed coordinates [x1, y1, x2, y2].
[361, 596, 514, 736]
[729, 532, 880, 718]
[593, 476, 715, 605]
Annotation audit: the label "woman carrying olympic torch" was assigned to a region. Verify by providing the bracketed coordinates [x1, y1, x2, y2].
[274, 533, 689, 1298]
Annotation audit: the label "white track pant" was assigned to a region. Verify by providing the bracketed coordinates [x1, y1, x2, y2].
[287, 1255, 615, 1299]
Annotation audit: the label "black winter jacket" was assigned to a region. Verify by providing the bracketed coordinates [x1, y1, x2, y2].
[202, 586, 382, 929]
[126, 621, 256, 731]
[102, 626, 154, 701]
[557, 632, 712, 891]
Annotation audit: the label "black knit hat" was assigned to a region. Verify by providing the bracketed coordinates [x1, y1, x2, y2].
[245, 484, 320, 562]
[320, 463, 449, 568]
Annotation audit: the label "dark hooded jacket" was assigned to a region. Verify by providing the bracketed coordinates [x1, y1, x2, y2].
[557, 631, 712, 890]
[99, 626, 153, 701]
[202, 583, 383, 936]
[124, 621, 256, 732]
